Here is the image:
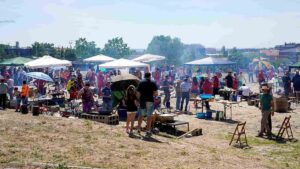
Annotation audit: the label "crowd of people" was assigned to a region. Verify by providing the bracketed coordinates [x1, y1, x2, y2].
[0, 63, 300, 138]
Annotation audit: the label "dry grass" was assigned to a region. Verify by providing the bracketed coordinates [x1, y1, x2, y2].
[0, 98, 300, 169]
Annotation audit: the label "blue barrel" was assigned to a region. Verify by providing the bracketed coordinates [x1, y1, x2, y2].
[118, 109, 127, 120]
[206, 111, 212, 119]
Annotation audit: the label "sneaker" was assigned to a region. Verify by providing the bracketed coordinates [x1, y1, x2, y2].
[145, 131, 152, 138]
[129, 132, 134, 137]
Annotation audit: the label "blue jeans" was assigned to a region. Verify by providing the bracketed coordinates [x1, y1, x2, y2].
[180, 92, 189, 111]
[103, 100, 112, 111]
[176, 96, 181, 110]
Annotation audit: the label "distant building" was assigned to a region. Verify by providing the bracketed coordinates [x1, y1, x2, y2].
[205, 48, 217, 54]
[260, 49, 280, 61]
[4, 41, 32, 57]
[184, 44, 206, 60]
[275, 43, 300, 62]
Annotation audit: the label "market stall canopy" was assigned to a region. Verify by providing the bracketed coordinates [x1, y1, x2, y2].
[98, 58, 149, 69]
[24, 55, 72, 68]
[289, 62, 300, 68]
[26, 72, 54, 82]
[0, 57, 33, 66]
[83, 54, 116, 63]
[132, 54, 165, 63]
[185, 57, 236, 66]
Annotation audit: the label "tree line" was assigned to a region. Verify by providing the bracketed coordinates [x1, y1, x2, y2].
[0, 35, 253, 66]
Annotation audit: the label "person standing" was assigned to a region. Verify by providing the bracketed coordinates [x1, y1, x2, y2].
[137, 73, 158, 137]
[0, 79, 8, 110]
[78, 83, 94, 113]
[180, 77, 191, 112]
[97, 71, 105, 95]
[258, 70, 265, 85]
[238, 72, 246, 88]
[202, 75, 212, 110]
[258, 85, 274, 138]
[248, 64, 254, 83]
[6, 75, 14, 100]
[161, 75, 171, 108]
[13, 87, 21, 112]
[282, 72, 291, 97]
[21, 81, 29, 106]
[232, 73, 238, 90]
[213, 73, 219, 95]
[124, 85, 138, 136]
[225, 72, 233, 88]
[175, 80, 182, 111]
[101, 82, 112, 111]
[191, 77, 199, 96]
[292, 70, 300, 96]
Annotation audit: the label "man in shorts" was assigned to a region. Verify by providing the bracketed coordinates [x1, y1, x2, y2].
[137, 72, 158, 137]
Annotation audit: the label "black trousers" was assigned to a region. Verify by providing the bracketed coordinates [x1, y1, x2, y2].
[0, 94, 7, 110]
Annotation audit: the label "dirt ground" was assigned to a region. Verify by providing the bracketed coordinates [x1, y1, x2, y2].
[0, 83, 299, 169]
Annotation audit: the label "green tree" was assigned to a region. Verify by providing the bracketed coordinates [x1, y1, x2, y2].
[74, 38, 100, 59]
[147, 35, 184, 65]
[228, 47, 251, 68]
[32, 42, 56, 57]
[64, 48, 77, 61]
[0, 44, 9, 61]
[102, 37, 131, 59]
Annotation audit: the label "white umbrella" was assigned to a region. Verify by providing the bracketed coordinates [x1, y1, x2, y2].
[133, 54, 165, 63]
[83, 54, 116, 63]
[24, 55, 72, 68]
[99, 58, 149, 69]
[26, 72, 54, 82]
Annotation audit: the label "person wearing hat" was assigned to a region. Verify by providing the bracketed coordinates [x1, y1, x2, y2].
[258, 85, 274, 138]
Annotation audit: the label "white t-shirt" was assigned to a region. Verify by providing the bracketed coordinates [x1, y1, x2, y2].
[239, 86, 251, 96]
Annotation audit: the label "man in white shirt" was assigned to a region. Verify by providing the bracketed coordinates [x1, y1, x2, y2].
[239, 84, 251, 100]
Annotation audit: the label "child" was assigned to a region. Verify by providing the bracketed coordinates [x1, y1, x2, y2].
[13, 87, 21, 112]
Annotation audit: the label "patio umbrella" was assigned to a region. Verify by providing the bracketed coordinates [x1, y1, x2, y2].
[252, 57, 271, 69]
[26, 72, 54, 82]
[110, 74, 140, 91]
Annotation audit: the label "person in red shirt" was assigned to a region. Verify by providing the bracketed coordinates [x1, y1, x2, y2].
[34, 79, 46, 95]
[212, 74, 219, 95]
[97, 71, 105, 96]
[258, 70, 265, 85]
[202, 76, 212, 110]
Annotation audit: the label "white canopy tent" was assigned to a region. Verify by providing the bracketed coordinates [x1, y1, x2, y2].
[132, 54, 165, 63]
[185, 57, 236, 66]
[24, 55, 72, 68]
[83, 54, 116, 63]
[98, 58, 149, 69]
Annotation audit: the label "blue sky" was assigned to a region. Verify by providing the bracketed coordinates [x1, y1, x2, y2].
[0, 0, 300, 49]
